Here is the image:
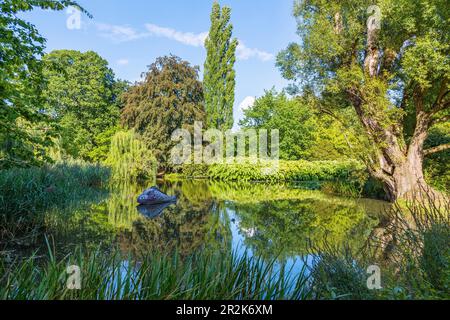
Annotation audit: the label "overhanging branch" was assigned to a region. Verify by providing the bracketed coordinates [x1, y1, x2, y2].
[431, 114, 450, 126]
[424, 144, 450, 156]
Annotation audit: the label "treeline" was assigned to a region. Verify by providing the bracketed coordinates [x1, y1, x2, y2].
[1, 0, 448, 198]
[0, 1, 238, 179]
[0, 0, 355, 179]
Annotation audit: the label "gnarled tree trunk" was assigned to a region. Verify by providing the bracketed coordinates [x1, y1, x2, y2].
[349, 18, 449, 202]
[372, 113, 432, 201]
[351, 85, 443, 202]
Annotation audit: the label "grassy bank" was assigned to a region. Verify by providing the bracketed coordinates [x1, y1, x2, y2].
[0, 161, 110, 245]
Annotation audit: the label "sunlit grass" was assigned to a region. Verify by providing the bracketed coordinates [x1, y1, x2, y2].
[0, 247, 311, 300]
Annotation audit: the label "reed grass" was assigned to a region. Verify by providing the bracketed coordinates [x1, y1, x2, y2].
[307, 195, 450, 300]
[0, 247, 311, 300]
[0, 161, 110, 245]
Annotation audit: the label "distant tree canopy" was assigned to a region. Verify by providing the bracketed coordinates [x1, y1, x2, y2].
[240, 90, 358, 161]
[0, 0, 88, 169]
[42, 50, 127, 162]
[121, 55, 205, 171]
[203, 1, 238, 131]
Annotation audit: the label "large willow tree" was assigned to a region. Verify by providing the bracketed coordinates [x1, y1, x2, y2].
[277, 0, 449, 201]
[203, 1, 238, 130]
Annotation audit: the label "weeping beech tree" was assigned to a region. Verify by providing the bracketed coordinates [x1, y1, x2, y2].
[121, 55, 205, 171]
[277, 0, 449, 201]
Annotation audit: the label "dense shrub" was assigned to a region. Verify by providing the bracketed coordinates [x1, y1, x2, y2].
[180, 160, 366, 183]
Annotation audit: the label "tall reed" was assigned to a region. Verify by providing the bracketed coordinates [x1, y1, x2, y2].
[0, 247, 311, 300]
[0, 161, 110, 245]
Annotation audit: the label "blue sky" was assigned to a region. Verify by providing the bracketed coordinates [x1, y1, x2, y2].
[21, 0, 299, 128]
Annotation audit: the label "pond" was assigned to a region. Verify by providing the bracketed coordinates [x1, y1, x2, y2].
[46, 179, 389, 276]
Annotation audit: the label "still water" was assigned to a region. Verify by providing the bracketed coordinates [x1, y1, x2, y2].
[54, 179, 388, 272]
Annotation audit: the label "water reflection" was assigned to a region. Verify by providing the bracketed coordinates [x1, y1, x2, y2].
[51, 180, 388, 264]
[127, 181, 382, 258]
[136, 203, 176, 219]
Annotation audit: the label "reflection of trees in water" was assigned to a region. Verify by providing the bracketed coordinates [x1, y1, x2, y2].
[203, 181, 381, 259]
[232, 199, 379, 258]
[52, 180, 382, 260]
[116, 181, 232, 257]
[207, 181, 366, 205]
[106, 182, 143, 230]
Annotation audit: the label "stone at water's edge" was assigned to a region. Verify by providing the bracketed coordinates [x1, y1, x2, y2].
[137, 186, 177, 205]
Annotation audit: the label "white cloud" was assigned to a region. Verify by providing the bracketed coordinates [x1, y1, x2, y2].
[95, 23, 148, 42]
[117, 59, 129, 66]
[94, 22, 274, 62]
[236, 41, 274, 61]
[145, 23, 208, 47]
[239, 96, 256, 111]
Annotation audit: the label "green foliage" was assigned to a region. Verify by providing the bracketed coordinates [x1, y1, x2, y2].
[106, 130, 156, 182]
[420, 223, 450, 293]
[181, 160, 366, 184]
[0, 161, 110, 242]
[0, 248, 311, 300]
[309, 251, 375, 300]
[276, 0, 450, 199]
[424, 123, 450, 192]
[121, 55, 205, 170]
[277, 0, 449, 118]
[0, 0, 88, 169]
[308, 198, 450, 300]
[42, 50, 127, 162]
[204, 1, 238, 130]
[376, 199, 450, 299]
[240, 89, 359, 160]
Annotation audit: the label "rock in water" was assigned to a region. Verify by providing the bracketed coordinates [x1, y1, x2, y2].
[137, 186, 177, 205]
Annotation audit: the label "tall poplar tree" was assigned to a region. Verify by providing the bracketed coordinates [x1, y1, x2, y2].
[203, 2, 238, 130]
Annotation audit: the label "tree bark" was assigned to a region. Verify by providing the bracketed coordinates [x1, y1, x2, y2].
[354, 19, 446, 202]
[364, 110, 443, 202]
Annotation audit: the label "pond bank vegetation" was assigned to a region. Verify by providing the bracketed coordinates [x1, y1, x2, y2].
[0, 196, 447, 300]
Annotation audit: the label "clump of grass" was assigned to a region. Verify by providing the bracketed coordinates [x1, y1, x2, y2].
[320, 181, 361, 198]
[0, 161, 110, 245]
[307, 195, 450, 300]
[373, 195, 450, 299]
[0, 247, 311, 300]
